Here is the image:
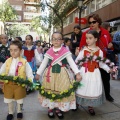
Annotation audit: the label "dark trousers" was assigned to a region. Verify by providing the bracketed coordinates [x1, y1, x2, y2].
[100, 68, 111, 98]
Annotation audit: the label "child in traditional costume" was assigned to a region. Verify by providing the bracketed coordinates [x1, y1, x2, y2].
[36, 40, 43, 67]
[0, 41, 34, 120]
[75, 30, 112, 116]
[22, 35, 40, 93]
[35, 32, 82, 119]
[0, 34, 10, 91]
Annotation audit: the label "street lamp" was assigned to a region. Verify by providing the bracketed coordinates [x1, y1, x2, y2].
[77, 0, 83, 27]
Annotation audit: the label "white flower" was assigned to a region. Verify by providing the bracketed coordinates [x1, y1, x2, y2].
[86, 53, 90, 58]
[109, 62, 115, 67]
[79, 57, 84, 60]
[96, 60, 99, 62]
[105, 59, 110, 63]
[85, 58, 89, 62]
[93, 55, 97, 61]
[112, 66, 118, 72]
[79, 62, 83, 65]
[101, 57, 104, 61]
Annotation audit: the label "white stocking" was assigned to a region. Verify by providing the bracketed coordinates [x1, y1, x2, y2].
[8, 102, 14, 114]
[17, 103, 23, 113]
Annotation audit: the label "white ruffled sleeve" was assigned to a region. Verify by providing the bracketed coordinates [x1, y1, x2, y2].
[25, 62, 34, 82]
[0, 63, 6, 74]
[99, 50, 110, 73]
[66, 54, 80, 74]
[36, 56, 49, 75]
[75, 49, 84, 63]
[35, 49, 41, 63]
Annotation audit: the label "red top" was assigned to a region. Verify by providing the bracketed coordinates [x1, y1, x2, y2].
[83, 50, 99, 72]
[24, 50, 34, 62]
[79, 27, 112, 57]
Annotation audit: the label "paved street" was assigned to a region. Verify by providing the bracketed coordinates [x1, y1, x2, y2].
[0, 80, 120, 120]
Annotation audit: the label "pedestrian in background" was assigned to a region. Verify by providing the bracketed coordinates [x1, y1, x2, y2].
[0, 34, 10, 91]
[101, 22, 116, 64]
[0, 41, 34, 120]
[112, 31, 120, 79]
[63, 37, 72, 51]
[101, 22, 111, 32]
[36, 40, 43, 67]
[15, 37, 22, 42]
[79, 14, 114, 102]
[36, 32, 82, 119]
[71, 25, 82, 60]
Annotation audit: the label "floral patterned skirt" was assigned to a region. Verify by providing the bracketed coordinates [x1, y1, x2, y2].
[38, 67, 76, 111]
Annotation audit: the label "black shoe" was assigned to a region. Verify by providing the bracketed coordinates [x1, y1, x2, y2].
[48, 109, 55, 118]
[17, 113, 23, 120]
[6, 114, 13, 120]
[55, 110, 64, 119]
[0, 88, 3, 94]
[88, 109, 95, 116]
[106, 96, 114, 102]
[26, 89, 33, 95]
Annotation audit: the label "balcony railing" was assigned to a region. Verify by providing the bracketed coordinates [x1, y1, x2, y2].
[24, 9, 40, 13]
[24, 1, 39, 5]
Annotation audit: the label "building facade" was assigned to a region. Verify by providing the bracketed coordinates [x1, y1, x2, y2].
[0, 0, 4, 34]
[8, 0, 41, 22]
[63, 0, 120, 36]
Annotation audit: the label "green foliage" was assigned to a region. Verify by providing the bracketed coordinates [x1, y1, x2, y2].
[0, 74, 33, 88]
[0, 73, 81, 101]
[7, 23, 30, 38]
[31, 16, 49, 34]
[0, 1, 17, 23]
[76, 54, 115, 68]
[38, 80, 82, 101]
[39, 0, 77, 33]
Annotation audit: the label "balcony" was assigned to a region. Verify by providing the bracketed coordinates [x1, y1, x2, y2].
[24, 12, 40, 16]
[24, 0, 40, 5]
[24, 12, 40, 20]
[24, 9, 40, 13]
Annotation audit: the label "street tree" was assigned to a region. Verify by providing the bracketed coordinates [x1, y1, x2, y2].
[0, 1, 17, 33]
[39, 0, 77, 33]
[31, 16, 49, 41]
[7, 23, 30, 38]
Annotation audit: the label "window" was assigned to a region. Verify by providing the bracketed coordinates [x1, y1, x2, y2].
[12, 5, 22, 11]
[91, 0, 96, 12]
[96, 0, 102, 10]
[24, 15, 33, 19]
[86, 2, 91, 15]
[74, 9, 79, 17]
[17, 15, 22, 21]
[81, 8, 86, 17]
[96, 0, 116, 9]
[26, 6, 37, 12]
[69, 13, 73, 24]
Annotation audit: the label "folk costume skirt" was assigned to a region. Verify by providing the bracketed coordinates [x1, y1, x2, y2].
[38, 67, 76, 111]
[76, 67, 105, 107]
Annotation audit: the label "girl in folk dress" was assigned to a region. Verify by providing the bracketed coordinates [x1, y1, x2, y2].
[75, 30, 112, 116]
[22, 35, 40, 91]
[36, 32, 82, 119]
[0, 41, 34, 120]
[22, 35, 40, 74]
